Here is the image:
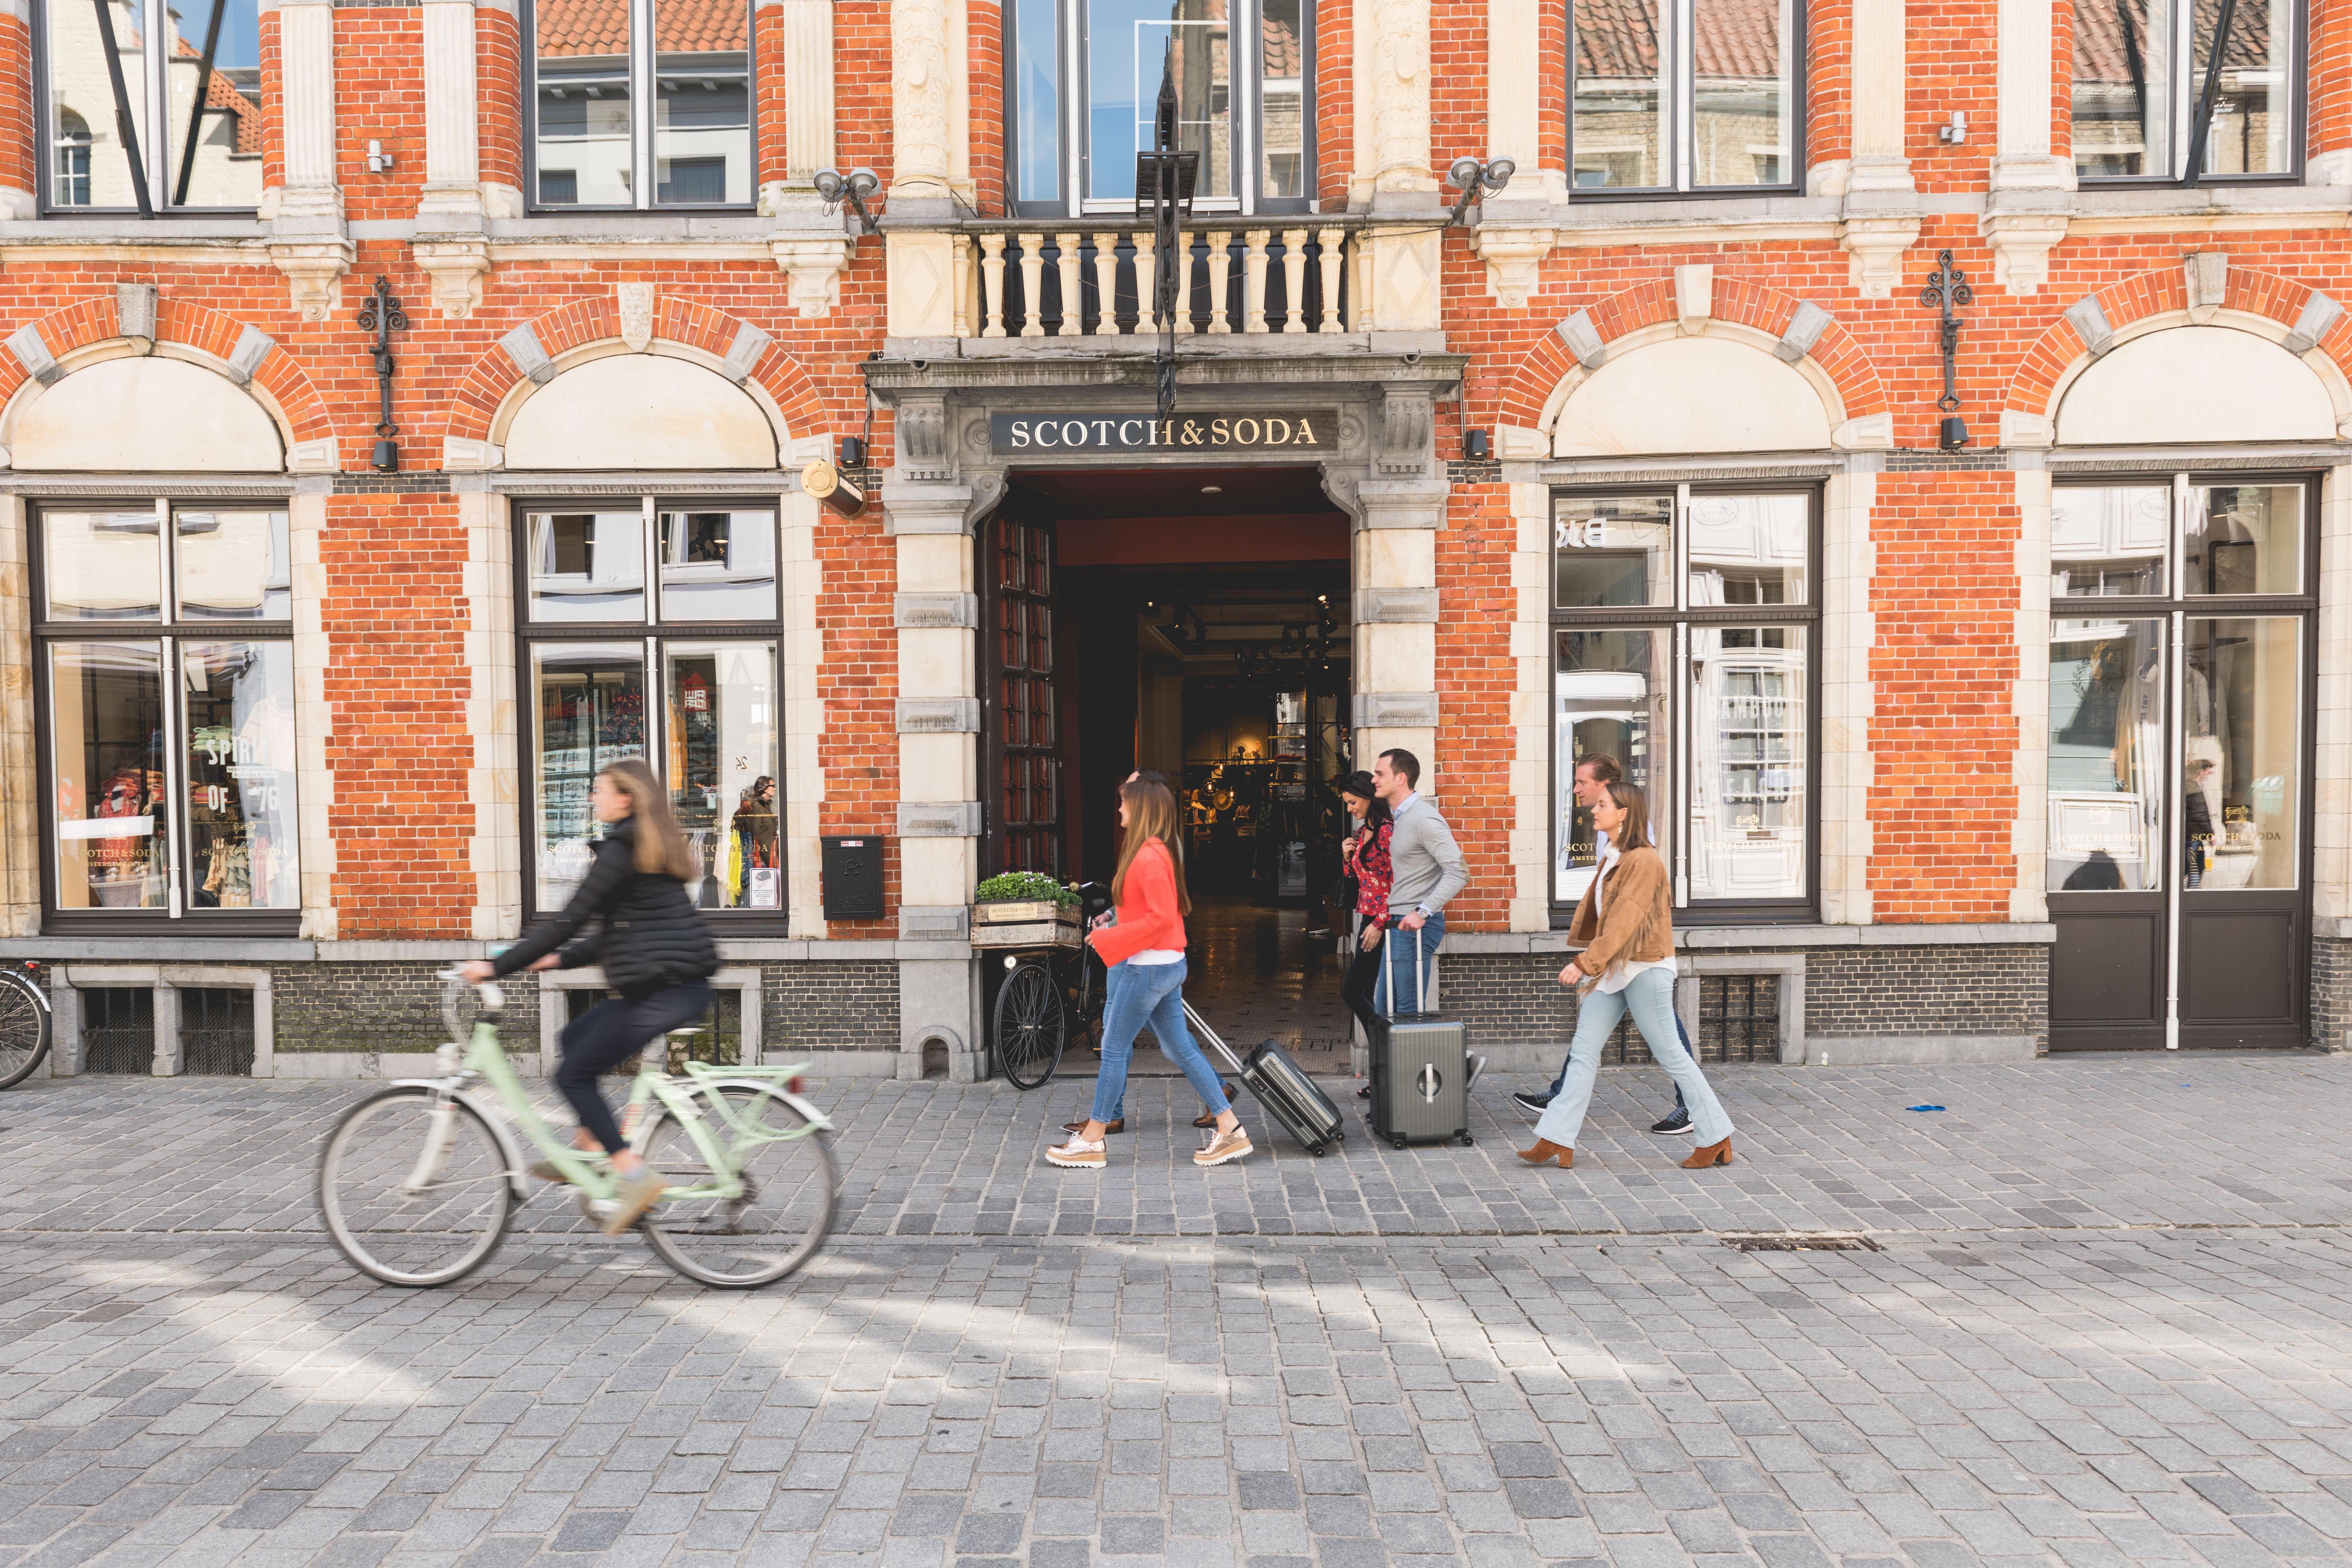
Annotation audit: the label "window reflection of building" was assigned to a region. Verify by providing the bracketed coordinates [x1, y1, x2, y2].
[43, 0, 264, 212]
[531, 0, 753, 208]
[1572, 0, 1797, 192]
[2070, 0, 2293, 181]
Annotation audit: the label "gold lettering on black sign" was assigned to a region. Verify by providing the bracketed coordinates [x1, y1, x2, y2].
[992, 410, 1338, 455]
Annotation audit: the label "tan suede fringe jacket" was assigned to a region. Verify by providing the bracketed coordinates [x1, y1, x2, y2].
[1565, 844, 1676, 980]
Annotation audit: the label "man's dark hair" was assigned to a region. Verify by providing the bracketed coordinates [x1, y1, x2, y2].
[1575, 752, 1623, 785]
[1378, 748, 1421, 788]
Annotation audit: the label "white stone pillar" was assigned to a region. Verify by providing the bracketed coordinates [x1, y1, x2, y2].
[1820, 469, 1877, 925]
[413, 0, 493, 318]
[1835, 0, 1918, 299]
[2009, 465, 2052, 923]
[1366, 0, 1433, 195]
[0, 495, 33, 938]
[781, 437, 829, 938]
[290, 491, 339, 940]
[459, 484, 520, 940]
[2314, 466, 2352, 927]
[1507, 480, 1552, 932]
[890, 0, 953, 202]
[1980, 0, 2074, 293]
[267, 0, 352, 320]
[778, 0, 835, 182]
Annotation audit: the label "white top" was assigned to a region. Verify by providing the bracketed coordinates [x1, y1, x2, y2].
[1590, 842, 1675, 995]
[1128, 949, 1182, 966]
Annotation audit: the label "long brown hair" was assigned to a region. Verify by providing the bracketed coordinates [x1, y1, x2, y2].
[1111, 772, 1192, 914]
[1603, 780, 1653, 858]
[600, 758, 700, 880]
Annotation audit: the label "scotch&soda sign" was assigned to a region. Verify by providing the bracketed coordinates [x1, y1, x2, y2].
[991, 411, 1337, 455]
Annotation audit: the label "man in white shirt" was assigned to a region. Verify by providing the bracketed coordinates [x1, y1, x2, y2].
[1512, 752, 1695, 1134]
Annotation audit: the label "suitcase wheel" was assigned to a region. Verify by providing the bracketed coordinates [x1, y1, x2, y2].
[1391, 1135, 1408, 1151]
[1458, 1132, 1475, 1147]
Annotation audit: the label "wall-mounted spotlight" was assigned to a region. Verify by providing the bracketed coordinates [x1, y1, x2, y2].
[367, 139, 394, 174]
[1445, 156, 1515, 227]
[815, 168, 882, 234]
[838, 435, 866, 471]
[800, 459, 868, 519]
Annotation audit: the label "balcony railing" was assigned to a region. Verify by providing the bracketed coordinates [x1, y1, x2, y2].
[943, 222, 1367, 340]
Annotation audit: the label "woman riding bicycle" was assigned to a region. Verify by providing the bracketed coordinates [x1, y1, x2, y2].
[459, 757, 718, 1235]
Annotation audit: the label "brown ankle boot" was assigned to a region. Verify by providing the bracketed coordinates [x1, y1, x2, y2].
[1516, 1139, 1572, 1168]
[1681, 1138, 1732, 1168]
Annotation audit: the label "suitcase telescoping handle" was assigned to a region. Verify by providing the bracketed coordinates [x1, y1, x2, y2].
[1381, 923, 1432, 1014]
[1179, 999, 1250, 1076]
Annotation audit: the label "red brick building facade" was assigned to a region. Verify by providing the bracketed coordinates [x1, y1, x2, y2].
[2, 0, 2343, 1076]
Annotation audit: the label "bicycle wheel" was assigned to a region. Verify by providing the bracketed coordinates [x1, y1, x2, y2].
[995, 959, 1066, 1089]
[318, 1087, 514, 1287]
[638, 1084, 836, 1288]
[0, 970, 52, 1091]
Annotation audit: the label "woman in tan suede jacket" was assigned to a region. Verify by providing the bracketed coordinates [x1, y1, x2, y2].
[1517, 781, 1738, 1170]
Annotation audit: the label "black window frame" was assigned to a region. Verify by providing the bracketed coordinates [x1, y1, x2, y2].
[2069, 0, 2307, 188]
[29, 497, 301, 935]
[522, 0, 761, 215]
[33, 0, 265, 217]
[1567, 0, 1808, 202]
[1547, 482, 1822, 929]
[512, 495, 789, 929]
[1005, 0, 1317, 220]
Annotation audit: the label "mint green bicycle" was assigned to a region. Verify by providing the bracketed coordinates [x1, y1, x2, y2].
[317, 974, 836, 1288]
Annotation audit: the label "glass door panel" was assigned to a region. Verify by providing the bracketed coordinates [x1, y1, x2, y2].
[50, 641, 169, 911]
[1554, 628, 1671, 903]
[181, 640, 298, 910]
[1689, 624, 1805, 901]
[663, 642, 778, 909]
[2047, 618, 2166, 892]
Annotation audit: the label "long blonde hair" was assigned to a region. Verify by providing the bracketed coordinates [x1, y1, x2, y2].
[600, 758, 700, 880]
[1111, 772, 1192, 915]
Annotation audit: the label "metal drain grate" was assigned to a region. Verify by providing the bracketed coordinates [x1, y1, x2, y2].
[1721, 1233, 1881, 1253]
[81, 988, 155, 1074]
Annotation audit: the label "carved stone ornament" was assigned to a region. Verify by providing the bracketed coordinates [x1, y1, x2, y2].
[1470, 228, 1556, 310]
[772, 238, 855, 318]
[890, 0, 952, 196]
[1375, 393, 1434, 476]
[1370, 0, 1433, 190]
[1837, 214, 1920, 300]
[1980, 211, 2069, 296]
[270, 241, 354, 323]
[413, 238, 491, 319]
[617, 283, 656, 350]
[897, 399, 953, 479]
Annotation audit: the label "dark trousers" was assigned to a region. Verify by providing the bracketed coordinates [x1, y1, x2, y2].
[555, 978, 711, 1153]
[1340, 941, 1384, 1039]
[1550, 995, 1693, 1113]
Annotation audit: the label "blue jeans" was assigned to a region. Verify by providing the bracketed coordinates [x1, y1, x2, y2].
[1552, 1006, 1692, 1114]
[1092, 958, 1231, 1126]
[1375, 911, 1445, 1017]
[1533, 965, 1734, 1150]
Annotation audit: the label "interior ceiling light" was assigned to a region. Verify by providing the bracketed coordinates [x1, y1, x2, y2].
[1200, 485, 1222, 494]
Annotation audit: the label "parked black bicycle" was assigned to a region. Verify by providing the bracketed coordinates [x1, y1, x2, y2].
[0, 963, 53, 1090]
[983, 881, 1111, 1090]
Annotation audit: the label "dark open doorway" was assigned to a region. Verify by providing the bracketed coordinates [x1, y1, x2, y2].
[979, 464, 1359, 1062]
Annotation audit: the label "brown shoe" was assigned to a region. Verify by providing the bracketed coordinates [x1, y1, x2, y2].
[1681, 1138, 1733, 1168]
[1064, 1119, 1125, 1136]
[1516, 1139, 1573, 1168]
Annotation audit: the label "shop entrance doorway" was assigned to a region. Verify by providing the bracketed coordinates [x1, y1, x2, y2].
[2044, 478, 2315, 1050]
[978, 464, 1357, 1063]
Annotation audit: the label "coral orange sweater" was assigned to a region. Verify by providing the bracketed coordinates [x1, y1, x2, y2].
[1089, 838, 1188, 966]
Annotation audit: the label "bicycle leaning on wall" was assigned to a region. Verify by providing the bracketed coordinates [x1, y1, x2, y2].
[0, 963, 52, 1090]
[316, 973, 836, 1289]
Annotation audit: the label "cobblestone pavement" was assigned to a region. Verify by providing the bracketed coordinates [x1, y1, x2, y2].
[5, 1058, 2352, 1567]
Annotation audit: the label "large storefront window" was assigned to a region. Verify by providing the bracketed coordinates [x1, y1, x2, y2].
[39, 0, 263, 213]
[1552, 488, 1815, 916]
[2046, 476, 2313, 1051]
[1571, 0, 1802, 193]
[520, 500, 780, 916]
[1008, 0, 1312, 215]
[2071, 0, 2297, 182]
[36, 505, 298, 922]
[527, 0, 755, 209]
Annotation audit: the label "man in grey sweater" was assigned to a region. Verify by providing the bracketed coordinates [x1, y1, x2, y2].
[1372, 747, 1466, 1017]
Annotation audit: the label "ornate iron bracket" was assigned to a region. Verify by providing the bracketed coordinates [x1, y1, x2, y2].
[1135, 57, 1197, 419]
[356, 276, 410, 472]
[1918, 249, 1973, 448]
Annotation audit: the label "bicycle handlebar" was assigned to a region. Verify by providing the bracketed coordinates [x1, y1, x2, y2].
[437, 968, 505, 1042]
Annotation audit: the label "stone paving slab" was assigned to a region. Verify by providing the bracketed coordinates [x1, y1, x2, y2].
[3, 1054, 2350, 1242]
[6, 1225, 2352, 1568]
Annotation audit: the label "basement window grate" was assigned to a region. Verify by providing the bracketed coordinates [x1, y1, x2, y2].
[181, 988, 256, 1076]
[1722, 1233, 1880, 1253]
[82, 988, 154, 1074]
[1698, 974, 1778, 1063]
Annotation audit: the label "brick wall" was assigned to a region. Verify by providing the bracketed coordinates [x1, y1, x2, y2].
[478, 6, 522, 197]
[271, 960, 516, 1055]
[2312, 934, 2352, 1053]
[766, 960, 900, 1051]
[337, 9, 425, 221]
[1801, 945, 2047, 1049]
[0, 14, 32, 200]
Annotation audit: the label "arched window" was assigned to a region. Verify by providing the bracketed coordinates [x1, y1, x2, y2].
[52, 110, 91, 207]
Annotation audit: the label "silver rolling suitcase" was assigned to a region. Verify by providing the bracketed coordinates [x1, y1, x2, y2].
[1367, 928, 1474, 1149]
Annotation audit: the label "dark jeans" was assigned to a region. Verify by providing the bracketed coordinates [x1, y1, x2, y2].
[555, 978, 712, 1153]
[1340, 939, 1384, 1038]
[1549, 993, 1693, 1113]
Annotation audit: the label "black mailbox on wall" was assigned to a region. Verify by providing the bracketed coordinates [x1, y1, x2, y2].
[821, 837, 885, 921]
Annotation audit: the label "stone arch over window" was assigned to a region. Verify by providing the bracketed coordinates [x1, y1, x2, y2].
[1495, 273, 1891, 457]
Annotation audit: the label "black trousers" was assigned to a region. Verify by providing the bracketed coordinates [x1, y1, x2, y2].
[555, 978, 711, 1153]
[1339, 941, 1384, 1039]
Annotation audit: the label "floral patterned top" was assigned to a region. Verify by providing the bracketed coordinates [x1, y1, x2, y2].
[1347, 820, 1395, 931]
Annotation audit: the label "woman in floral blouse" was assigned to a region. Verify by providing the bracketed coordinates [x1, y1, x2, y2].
[1336, 771, 1394, 1053]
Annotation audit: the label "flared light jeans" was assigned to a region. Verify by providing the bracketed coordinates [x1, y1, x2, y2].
[1533, 965, 1734, 1151]
[1091, 957, 1232, 1126]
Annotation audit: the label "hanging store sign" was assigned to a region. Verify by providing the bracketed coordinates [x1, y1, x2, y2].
[991, 411, 1338, 456]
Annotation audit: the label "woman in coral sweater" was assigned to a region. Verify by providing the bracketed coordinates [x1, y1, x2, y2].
[1047, 772, 1253, 1170]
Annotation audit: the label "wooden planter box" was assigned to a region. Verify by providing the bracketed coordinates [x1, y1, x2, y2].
[970, 900, 1083, 949]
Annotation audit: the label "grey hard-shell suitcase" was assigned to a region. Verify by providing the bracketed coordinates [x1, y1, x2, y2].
[1367, 928, 1474, 1149]
[1181, 1000, 1345, 1156]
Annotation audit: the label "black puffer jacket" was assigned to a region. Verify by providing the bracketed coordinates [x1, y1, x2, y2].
[492, 816, 718, 997]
